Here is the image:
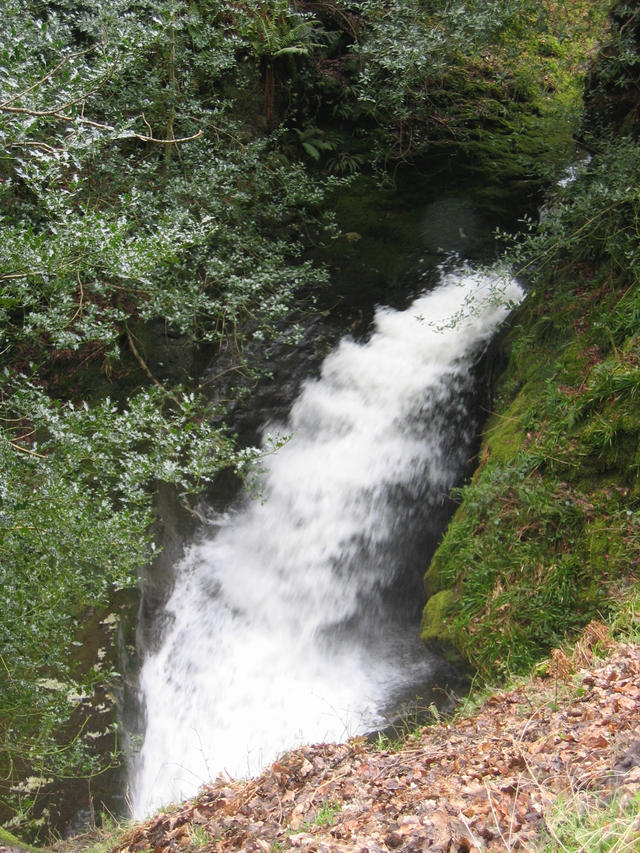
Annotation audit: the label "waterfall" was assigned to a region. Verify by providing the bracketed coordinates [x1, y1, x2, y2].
[130, 262, 522, 817]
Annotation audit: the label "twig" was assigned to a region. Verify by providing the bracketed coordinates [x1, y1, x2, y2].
[0, 271, 44, 280]
[308, 767, 352, 804]
[456, 811, 484, 850]
[3, 101, 203, 145]
[484, 780, 513, 852]
[142, 112, 154, 138]
[516, 747, 571, 852]
[7, 440, 46, 458]
[507, 775, 523, 850]
[124, 324, 182, 407]
[1, 102, 114, 128]
[88, 778, 95, 829]
[0, 50, 91, 109]
[200, 364, 250, 385]
[619, 8, 640, 36]
[9, 140, 59, 154]
[132, 128, 203, 145]
[68, 272, 85, 325]
[0, 653, 15, 686]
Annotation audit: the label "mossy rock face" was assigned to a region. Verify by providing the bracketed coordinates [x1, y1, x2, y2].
[420, 589, 464, 666]
[421, 269, 640, 680]
[417, 2, 640, 684]
[577, 403, 640, 484]
[483, 380, 539, 466]
[588, 517, 628, 577]
[589, 519, 612, 573]
[420, 588, 456, 640]
[423, 556, 448, 599]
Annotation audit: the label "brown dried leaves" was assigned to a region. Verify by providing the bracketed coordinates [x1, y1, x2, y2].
[113, 641, 640, 853]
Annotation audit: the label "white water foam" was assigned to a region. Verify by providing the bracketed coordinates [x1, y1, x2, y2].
[130, 263, 523, 817]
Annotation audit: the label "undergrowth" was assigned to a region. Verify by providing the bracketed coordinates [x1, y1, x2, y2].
[542, 789, 640, 852]
[307, 801, 340, 829]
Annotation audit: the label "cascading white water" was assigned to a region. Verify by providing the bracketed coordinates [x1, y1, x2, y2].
[130, 262, 523, 817]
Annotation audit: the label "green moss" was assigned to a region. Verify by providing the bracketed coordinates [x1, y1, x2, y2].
[422, 235, 640, 682]
[420, 589, 456, 638]
[589, 519, 617, 574]
[423, 542, 458, 598]
[0, 827, 46, 852]
[419, 589, 463, 665]
[484, 380, 541, 464]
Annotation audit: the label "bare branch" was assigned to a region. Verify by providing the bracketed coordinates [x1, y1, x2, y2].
[73, 115, 114, 131]
[8, 440, 47, 459]
[132, 115, 202, 145]
[141, 112, 153, 138]
[0, 272, 38, 280]
[9, 140, 59, 154]
[2, 102, 203, 145]
[2, 103, 106, 121]
[67, 272, 84, 326]
[132, 128, 203, 145]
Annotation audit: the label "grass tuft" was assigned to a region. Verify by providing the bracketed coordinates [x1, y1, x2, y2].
[541, 789, 640, 852]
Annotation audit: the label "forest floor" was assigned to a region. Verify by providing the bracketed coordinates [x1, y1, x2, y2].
[61, 621, 640, 853]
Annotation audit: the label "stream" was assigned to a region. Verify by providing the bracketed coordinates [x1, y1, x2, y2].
[128, 228, 523, 816]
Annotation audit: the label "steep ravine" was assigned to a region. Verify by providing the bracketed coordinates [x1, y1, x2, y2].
[419, 176, 640, 680]
[129, 259, 523, 818]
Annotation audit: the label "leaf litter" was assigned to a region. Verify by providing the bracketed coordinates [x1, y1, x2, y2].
[111, 624, 640, 852]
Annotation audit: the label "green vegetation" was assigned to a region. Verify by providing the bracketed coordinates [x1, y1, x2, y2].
[542, 790, 640, 852]
[0, 825, 46, 852]
[0, 0, 334, 834]
[186, 824, 211, 849]
[340, 0, 607, 189]
[421, 3, 640, 682]
[307, 800, 340, 829]
[0, 0, 613, 841]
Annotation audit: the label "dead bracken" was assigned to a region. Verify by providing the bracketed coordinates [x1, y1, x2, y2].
[106, 627, 640, 852]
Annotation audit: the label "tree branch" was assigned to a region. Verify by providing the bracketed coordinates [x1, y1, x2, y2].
[2, 102, 204, 145]
[0, 50, 91, 110]
[125, 325, 182, 407]
[9, 140, 60, 154]
[8, 440, 46, 459]
[132, 128, 203, 144]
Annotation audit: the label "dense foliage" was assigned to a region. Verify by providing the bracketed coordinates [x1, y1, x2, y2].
[0, 0, 610, 837]
[336, 0, 605, 187]
[584, 0, 640, 136]
[0, 0, 336, 832]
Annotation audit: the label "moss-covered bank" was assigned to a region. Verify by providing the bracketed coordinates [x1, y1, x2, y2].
[421, 4, 640, 676]
[421, 266, 640, 678]
[422, 3, 640, 678]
